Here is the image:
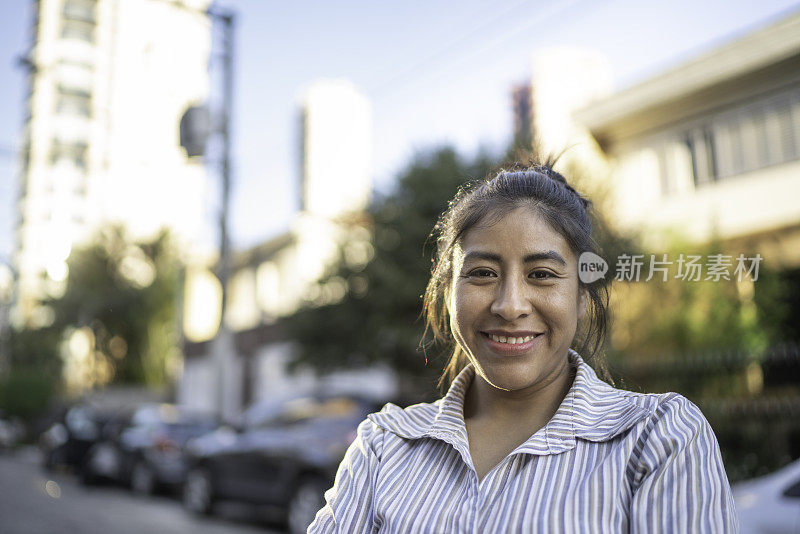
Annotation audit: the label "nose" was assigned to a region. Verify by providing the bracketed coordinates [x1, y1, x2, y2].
[490, 275, 532, 321]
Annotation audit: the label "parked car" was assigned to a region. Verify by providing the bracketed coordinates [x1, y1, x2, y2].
[39, 403, 115, 471]
[182, 393, 381, 534]
[733, 457, 800, 533]
[80, 403, 218, 495]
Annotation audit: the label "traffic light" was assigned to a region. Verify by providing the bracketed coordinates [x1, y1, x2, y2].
[179, 104, 211, 158]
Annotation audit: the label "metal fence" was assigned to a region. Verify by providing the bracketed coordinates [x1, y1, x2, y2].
[609, 342, 800, 482]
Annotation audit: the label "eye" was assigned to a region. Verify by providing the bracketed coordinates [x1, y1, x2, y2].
[465, 268, 496, 278]
[529, 270, 554, 280]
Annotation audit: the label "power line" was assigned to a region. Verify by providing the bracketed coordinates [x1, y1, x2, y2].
[367, 0, 536, 94]
[369, 0, 588, 100]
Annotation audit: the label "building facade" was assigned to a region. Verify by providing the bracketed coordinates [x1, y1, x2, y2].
[571, 14, 800, 260]
[14, 0, 211, 327]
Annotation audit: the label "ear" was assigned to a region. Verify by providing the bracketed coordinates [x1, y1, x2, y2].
[577, 287, 588, 321]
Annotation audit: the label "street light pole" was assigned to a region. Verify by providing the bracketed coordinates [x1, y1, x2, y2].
[212, 8, 233, 316]
[209, 7, 235, 421]
[178, 3, 237, 420]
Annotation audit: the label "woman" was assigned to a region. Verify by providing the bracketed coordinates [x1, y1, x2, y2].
[309, 164, 738, 532]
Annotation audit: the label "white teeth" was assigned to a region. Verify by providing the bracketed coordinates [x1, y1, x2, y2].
[488, 334, 535, 344]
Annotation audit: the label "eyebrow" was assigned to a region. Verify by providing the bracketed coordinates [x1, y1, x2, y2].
[463, 250, 567, 266]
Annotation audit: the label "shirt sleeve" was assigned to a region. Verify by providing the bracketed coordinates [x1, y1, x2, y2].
[307, 417, 383, 533]
[629, 394, 739, 533]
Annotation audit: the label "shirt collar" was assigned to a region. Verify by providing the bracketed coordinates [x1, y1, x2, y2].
[369, 350, 651, 456]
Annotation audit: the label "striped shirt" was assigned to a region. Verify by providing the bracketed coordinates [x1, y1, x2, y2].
[309, 350, 738, 533]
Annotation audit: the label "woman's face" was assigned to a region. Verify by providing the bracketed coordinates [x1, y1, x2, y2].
[448, 206, 586, 393]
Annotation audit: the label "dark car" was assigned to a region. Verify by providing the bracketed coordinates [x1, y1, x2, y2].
[39, 403, 116, 471]
[182, 393, 380, 534]
[80, 403, 218, 495]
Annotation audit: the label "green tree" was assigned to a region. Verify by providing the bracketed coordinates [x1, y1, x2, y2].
[46, 226, 181, 388]
[1, 228, 179, 419]
[0, 326, 62, 420]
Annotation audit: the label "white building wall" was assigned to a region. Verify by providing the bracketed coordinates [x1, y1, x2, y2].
[15, 0, 211, 324]
[252, 342, 398, 405]
[97, 0, 210, 245]
[301, 79, 372, 219]
[177, 356, 216, 413]
[529, 48, 613, 185]
[254, 343, 317, 402]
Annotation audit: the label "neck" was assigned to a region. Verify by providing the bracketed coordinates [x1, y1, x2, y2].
[464, 357, 575, 426]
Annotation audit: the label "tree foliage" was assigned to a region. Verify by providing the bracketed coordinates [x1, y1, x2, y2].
[2, 228, 179, 417]
[1, 327, 62, 419]
[47, 227, 180, 387]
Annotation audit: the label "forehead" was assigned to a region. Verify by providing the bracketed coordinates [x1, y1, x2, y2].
[457, 207, 573, 259]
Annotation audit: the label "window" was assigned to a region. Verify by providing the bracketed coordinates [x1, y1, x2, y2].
[712, 120, 741, 178]
[772, 97, 797, 163]
[783, 477, 800, 498]
[62, 0, 96, 24]
[56, 86, 91, 117]
[685, 127, 717, 187]
[60, 19, 94, 43]
[675, 87, 800, 189]
[50, 140, 88, 170]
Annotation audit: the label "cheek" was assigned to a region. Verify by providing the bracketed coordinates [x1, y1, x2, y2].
[449, 284, 484, 334]
[542, 285, 582, 326]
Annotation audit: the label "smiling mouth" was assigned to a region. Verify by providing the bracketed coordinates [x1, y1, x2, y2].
[480, 332, 544, 351]
[485, 333, 537, 344]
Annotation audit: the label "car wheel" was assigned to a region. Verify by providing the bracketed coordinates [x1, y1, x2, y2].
[287, 477, 328, 534]
[78, 452, 98, 486]
[130, 460, 156, 496]
[43, 450, 57, 472]
[183, 467, 214, 515]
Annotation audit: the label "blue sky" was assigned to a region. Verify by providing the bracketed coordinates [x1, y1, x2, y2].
[1, 0, 799, 260]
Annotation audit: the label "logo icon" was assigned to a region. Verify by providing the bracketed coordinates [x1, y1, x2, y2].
[578, 252, 608, 284]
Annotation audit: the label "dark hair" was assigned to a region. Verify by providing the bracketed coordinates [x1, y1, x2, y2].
[422, 161, 610, 389]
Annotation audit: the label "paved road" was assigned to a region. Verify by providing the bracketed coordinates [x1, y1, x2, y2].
[0, 447, 285, 534]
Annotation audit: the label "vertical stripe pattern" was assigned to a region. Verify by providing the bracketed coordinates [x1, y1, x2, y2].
[309, 350, 739, 533]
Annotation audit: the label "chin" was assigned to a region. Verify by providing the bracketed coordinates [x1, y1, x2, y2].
[478, 360, 549, 392]
[473, 347, 571, 393]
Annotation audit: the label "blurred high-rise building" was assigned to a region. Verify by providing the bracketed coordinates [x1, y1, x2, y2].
[14, 0, 212, 326]
[299, 79, 372, 219]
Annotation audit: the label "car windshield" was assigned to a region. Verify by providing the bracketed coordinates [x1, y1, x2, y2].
[131, 404, 216, 428]
[243, 396, 367, 429]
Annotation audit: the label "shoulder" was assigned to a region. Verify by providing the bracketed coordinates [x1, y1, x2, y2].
[622, 391, 719, 460]
[624, 391, 711, 432]
[365, 400, 442, 440]
[573, 358, 713, 447]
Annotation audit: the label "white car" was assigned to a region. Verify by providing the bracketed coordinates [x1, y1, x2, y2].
[734, 458, 800, 533]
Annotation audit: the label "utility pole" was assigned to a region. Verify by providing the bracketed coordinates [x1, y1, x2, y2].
[211, 7, 236, 422]
[178, 4, 236, 420]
